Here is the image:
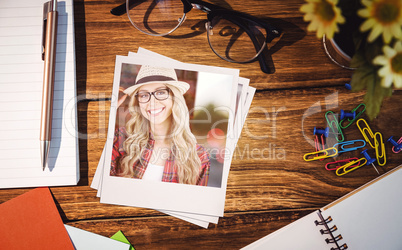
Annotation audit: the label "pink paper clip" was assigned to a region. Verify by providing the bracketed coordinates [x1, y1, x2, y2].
[314, 127, 328, 161]
[392, 137, 402, 153]
[314, 134, 326, 161]
[325, 157, 359, 171]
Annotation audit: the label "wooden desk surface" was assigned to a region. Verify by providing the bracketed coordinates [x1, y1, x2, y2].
[1, 0, 401, 249]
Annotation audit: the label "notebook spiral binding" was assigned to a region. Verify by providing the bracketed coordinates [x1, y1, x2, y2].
[315, 212, 348, 250]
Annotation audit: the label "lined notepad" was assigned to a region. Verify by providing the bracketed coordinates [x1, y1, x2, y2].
[0, 0, 79, 188]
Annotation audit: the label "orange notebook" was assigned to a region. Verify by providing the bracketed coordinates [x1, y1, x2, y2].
[0, 187, 74, 249]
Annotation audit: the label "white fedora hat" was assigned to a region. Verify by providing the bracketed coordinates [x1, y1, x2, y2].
[123, 65, 190, 96]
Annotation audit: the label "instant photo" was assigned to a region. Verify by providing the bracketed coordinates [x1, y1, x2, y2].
[100, 55, 239, 216]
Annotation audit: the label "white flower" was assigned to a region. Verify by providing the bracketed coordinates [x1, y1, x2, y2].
[373, 40, 402, 88]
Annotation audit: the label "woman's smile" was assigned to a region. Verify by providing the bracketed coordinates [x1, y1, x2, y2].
[148, 107, 165, 116]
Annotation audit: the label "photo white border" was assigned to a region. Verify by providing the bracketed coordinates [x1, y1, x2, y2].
[91, 49, 255, 226]
[99, 55, 239, 216]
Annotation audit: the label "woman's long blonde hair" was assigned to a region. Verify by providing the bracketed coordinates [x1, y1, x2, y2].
[119, 84, 202, 184]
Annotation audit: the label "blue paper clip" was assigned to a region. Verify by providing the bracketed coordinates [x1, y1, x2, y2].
[303, 147, 338, 161]
[333, 139, 366, 154]
[340, 103, 366, 129]
[336, 158, 367, 176]
[325, 111, 344, 142]
[374, 132, 386, 166]
[356, 118, 376, 148]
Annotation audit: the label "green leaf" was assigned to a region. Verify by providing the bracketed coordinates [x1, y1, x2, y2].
[350, 65, 374, 92]
[350, 51, 366, 68]
[363, 73, 393, 120]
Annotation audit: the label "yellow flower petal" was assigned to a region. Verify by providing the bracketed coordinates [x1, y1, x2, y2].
[361, 0, 372, 7]
[381, 74, 393, 87]
[368, 24, 383, 42]
[394, 75, 402, 88]
[391, 24, 402, 39]
[395, 41, 402, 52]
[382, 28, 393, 44]
[360, 18, 376, 32]
[357, 9, 370, 18]
[317, 25, 325, 38]
[378, 65, 391, 76]
[384, 46, 397, 58]
[373, 55, 388, 65]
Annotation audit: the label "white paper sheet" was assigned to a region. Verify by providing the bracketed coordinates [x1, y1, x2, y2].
[65, 225, 130, 250]
[0, 0, 79, 188]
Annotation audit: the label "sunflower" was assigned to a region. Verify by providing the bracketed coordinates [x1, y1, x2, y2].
[373, 40, 402, 88]
[300, 0, 345, 39]
[358, 0, 402, 43]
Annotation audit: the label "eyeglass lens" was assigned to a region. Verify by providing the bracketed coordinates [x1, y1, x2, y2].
[126, 0, 270, 63]
[206, 17, 267, 63]
[136, 89, 170, 103]
[126, 0, 185, 36]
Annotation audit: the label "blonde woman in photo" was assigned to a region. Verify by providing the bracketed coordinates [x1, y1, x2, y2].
[110, 65, 210, 186]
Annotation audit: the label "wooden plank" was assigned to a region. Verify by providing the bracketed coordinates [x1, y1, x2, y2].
[67, 209, 315, 249]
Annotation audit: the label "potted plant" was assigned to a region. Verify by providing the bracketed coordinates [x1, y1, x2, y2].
[300, 0, 402, 119]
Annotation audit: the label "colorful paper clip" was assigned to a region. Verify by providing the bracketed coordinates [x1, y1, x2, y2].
[374, 132, 386, 166]
[333, 140, 366, 154]
[388, 136, 402, 153]
[303, 147, 338, 161]
[314, 127, 329, 161]
[356, 118, 376, 148]
[325, 111, 344, 142]
[336, 158, 367, 176]
[325, 157, 359, 171]
[339, 103, 365, 129]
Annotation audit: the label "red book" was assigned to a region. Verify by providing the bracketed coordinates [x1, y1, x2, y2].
[0, 187, 74, 249]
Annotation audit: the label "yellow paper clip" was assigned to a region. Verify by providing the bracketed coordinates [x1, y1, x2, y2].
[374, 132, 386, 166]
[325, 111, 344, 142]
[356, 118, 375, 148]
[303, 147, 338, 161]
[336, 158, 367, 176]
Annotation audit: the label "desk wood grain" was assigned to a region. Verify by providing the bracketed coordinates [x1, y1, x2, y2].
[0, 0, 401, 249]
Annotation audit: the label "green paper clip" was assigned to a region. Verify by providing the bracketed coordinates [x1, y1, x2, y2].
[340, 103, 366, 129]
[325, 111, 344, 142]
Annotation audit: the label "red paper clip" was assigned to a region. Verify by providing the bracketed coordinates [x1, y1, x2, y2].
[325, 158, 359, 171]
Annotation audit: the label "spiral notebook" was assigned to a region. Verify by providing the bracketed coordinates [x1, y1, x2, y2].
[0, 0, 79, 188]
[242, 164, 402, 250]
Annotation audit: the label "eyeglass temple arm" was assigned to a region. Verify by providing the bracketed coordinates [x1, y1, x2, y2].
[257, 26, 282, 74]
[228, 16, 281, 74]
[111, 0, 145, 16]
[111, 0, 193, 16]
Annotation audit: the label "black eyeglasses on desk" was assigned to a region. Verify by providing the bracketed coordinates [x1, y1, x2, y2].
[111, 0, 282, 74]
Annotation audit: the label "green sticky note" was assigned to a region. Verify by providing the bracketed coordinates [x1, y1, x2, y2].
[111, 230, 135, 250]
